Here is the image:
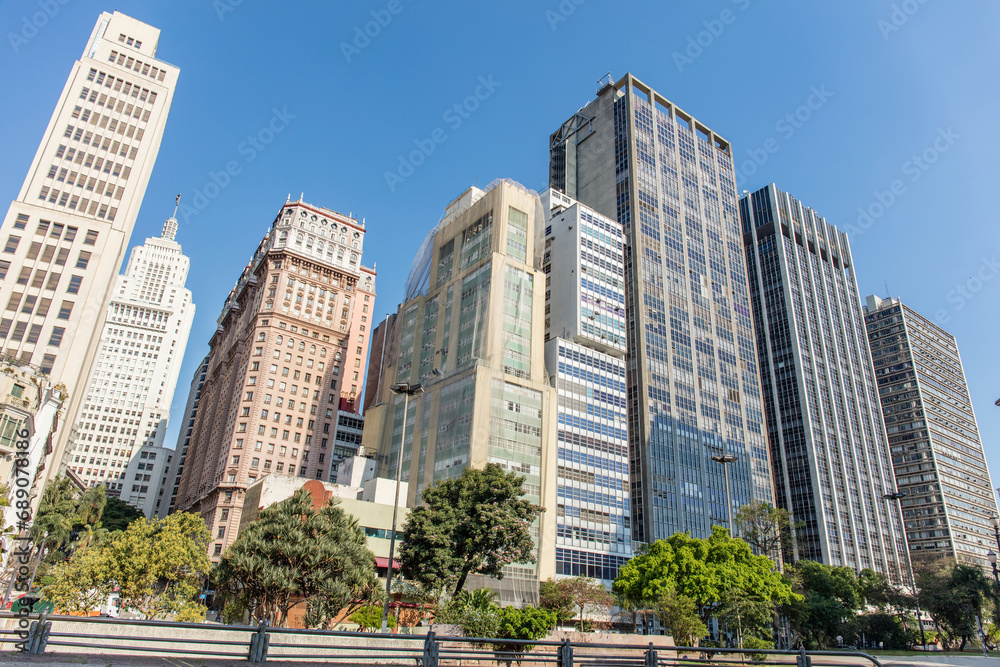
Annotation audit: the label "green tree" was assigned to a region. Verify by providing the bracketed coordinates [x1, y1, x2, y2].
[656, 585, 709, 646]
[350, 604, 396, 631]
[538, 577, 612, 630]
[43, 511, 210, 619]
[493, 606, 558, 666]
[99, 496, 144, 533]
[435, 588, 502, 640]
[42, 543, 114, 613]
[30, 477, 77, 551]
[539, 578, 575, 625]
[716, 587, 776, 647]
[215, 488, 377, 626]
[400, 463, 543, 596]
[107, 512, 212, 619]
[613, 526, 797, 627]
[74, 486, 107, 528]
[71, 523, 110, 552]
[783, 560, 860, 649]
[917, 560, 993, 651]
[734, 501, 792, 570]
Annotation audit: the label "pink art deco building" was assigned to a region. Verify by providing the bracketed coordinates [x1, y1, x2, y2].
[174, 198, 375, 561]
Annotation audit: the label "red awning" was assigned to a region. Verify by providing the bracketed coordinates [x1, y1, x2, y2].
[375, 557, 400, 569]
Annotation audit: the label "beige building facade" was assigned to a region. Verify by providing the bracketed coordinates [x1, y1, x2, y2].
[372, 179, 557, 604]
[0, 12, 178, 494]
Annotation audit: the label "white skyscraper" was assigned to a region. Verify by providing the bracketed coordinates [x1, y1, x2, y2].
[0, 11, 179, 485]
[540, 189, 632, 585]
[65, 214, 194, 501]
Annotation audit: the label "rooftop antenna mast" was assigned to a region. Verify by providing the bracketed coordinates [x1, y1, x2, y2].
[172, 194, 181, 218]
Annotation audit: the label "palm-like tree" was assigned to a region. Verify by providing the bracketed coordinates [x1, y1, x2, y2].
[612, 595, 656, 634]
[30, 478, 77, 551]
[71, 523, 109, 551]
[215, 489, 378, 627]
[74, 486, 107, 528]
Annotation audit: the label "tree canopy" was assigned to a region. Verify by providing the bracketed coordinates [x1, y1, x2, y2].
[613, 526, 797, 626]
[734, 501, 792, 569]
[917, 560, 993, 651]
[43, 511, 211, 619]
[215, 488, 378, 626]
[101, 495, 145, 533]
[399, 463, 543, 596]
[539, 577, 612, 630]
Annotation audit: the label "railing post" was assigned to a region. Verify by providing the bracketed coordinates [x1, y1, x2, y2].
[248, 620, 270, 662]
[796, 645, 811, 667]
[23, 612, 51, 655]
[422, 630, 439, 667]
[558, 637, 573, 667]
[644, 641, 658, 667]
[21, 614, 52, 655]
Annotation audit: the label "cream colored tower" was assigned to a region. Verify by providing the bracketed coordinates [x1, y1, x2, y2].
[0, 12, 178, 486]
[374, 179, 557, 605]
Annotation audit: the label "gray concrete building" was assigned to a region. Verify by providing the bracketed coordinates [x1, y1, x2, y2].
[864, 295, 999, 570]
[740, 184, 908, 583]
[160, 354, 209, 518]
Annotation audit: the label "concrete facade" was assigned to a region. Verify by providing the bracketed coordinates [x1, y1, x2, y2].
[539, 189, 632, 585]
[0, 12, 178, 491]
[740, 184, 909, 583]
[63, 216, 194, 502]
[0, 357, 63, 542]
[864, 294, 1000, 570]
[160, 354, 209, 518]
[373, 179, 557, 605]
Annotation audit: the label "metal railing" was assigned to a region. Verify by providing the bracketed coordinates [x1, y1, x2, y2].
[1, 612, 884, 667]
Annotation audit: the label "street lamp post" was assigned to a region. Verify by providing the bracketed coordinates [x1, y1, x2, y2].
[380, 382, 423, 634]
[711, 454, 738, 537]
[883, 491, 926, 649]
[988, 551, 1000, 590]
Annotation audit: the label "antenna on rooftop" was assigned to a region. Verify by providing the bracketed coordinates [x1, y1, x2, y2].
[172, 194, 181, 218]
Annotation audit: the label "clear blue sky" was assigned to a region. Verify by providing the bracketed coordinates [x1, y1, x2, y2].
[2, 1, 999, 498]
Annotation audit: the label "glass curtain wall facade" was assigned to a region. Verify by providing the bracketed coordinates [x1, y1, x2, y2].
[376, 179, 556, 605]
[741, 184, 908, 583]
[550, 74, 774, 543]
[864, 295, 999, 570]
[541, 189, 631, 584]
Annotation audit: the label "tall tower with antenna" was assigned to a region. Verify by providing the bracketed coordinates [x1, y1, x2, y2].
[64, 198, 195, 510]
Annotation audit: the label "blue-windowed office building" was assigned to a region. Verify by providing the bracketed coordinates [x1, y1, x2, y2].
[549, 75, 775, 544]
[541, 189, 632, 583]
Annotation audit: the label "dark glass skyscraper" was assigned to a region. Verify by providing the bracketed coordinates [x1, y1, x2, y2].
[550, 74, 775, 543]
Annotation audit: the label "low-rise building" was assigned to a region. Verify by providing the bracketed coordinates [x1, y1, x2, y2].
[0, 356, 64, 549]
